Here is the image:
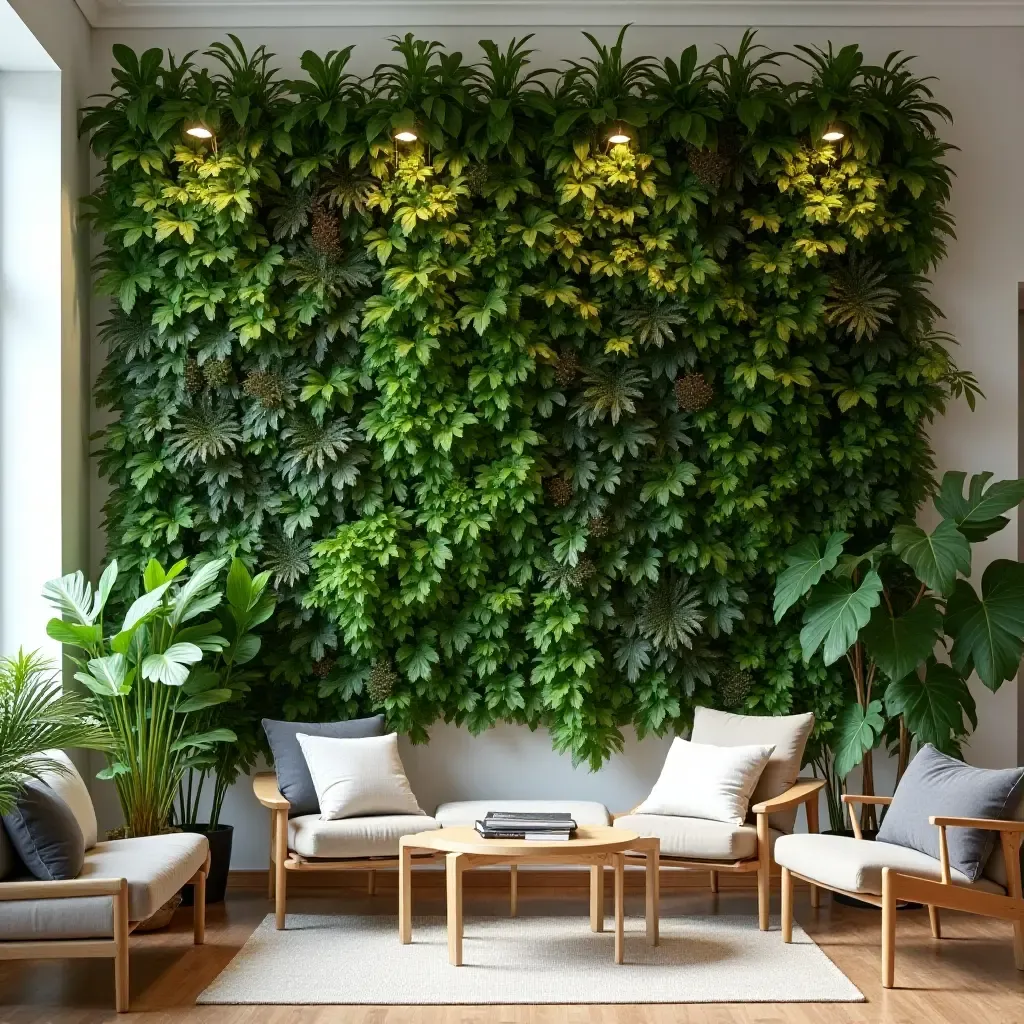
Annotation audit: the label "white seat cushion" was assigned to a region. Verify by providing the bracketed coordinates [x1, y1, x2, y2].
[774, 833, 1006, 896]
[82, 832, 209, 922]
[289, 814, 438, 859]
[0, 889, 115, 940]
[434, 800, 610, 828]
[615, 813, 782, 861]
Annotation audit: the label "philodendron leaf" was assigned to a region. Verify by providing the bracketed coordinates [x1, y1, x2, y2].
[46, 618, 103, 649]
[170, 727, 237, 752]
[833, 699, 885, 779]
[934, 471, 1024, 543]
[799, 571, 883, 666]
[891, 520, 970, 596]
[141, 641, 203, 687]
[861, 596, 943, 682]
[945, 558, 1024, 691]
[884, 661, 976, 753]
[176, 688, 233, 713]
[773, 531, 849, 622]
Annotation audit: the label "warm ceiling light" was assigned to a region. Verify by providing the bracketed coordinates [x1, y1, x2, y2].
[185, 123, 213, 140]
[821, 122, 846, 142]
[393, 130, 418, 143]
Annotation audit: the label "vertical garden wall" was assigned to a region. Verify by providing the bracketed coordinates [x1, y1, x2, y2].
[84, 31, 975, 767]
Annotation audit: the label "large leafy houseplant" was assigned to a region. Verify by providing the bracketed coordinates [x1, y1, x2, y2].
[174, 558, 276, 830]
[85, 30, 974, 767]
[774, 471, 1024, 830]
[44, 557, 238, 837]
[0, 649, 112, 816]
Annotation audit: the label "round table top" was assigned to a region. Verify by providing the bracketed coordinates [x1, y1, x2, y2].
[403, 825, 640, 857]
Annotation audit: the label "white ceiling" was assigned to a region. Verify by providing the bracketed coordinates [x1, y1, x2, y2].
[73, 0, 1024, 30]
[0, 0, 57, 69]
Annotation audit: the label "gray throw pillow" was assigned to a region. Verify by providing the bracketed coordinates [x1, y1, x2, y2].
[2, 780, 85, 881]
[877, 744, 1024, 882]
[262, 715, 385, 816]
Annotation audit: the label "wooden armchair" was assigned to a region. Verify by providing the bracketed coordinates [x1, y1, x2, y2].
[776, 793, 1024, 987]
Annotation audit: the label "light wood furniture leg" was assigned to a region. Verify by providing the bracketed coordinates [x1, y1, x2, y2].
[1000, 830, 1024, 970]
[267, 813, 275, 900]
[589, 865, 604, 932]
[928, 904, 941, 939]
[613, 852, 625, 965]
[881, 867, 896, 989]
[781, 866, 793, 944]
[709, 869, 718, 894]
[756, 811, 770, 931]
[367, 869, 376, 896]
[274, 808, 287, 930]
[509, 865, 518, 918]
[399, 840, 413, 944]
[192, 857, 208, 945]
[805, 791, 821, 909]
[446, 852, 465, 966]
[642, 839, 659, 946]
[113, 879, 129, 1013]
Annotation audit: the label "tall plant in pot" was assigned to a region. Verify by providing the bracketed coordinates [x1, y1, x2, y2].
[175, 558, 276, 903]
[43, 557, 237, 838]
[774, 470, 1024, 833]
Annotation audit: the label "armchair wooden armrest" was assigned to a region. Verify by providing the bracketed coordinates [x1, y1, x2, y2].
[751, 778, 824, 815]
[0, 877, 124, 901]
[930, 815, 1024, 833]
[253, 772, 290, 811]
[841, 793, 893, 806]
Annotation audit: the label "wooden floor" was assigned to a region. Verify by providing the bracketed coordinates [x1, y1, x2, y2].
[2, 878, 1023, 1022]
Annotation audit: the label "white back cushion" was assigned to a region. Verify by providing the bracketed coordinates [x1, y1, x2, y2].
[40, 750, 98, 849]
[692, 707, 814, 831]
[636, 737, 775, 826]
[297, 732, 425, 821]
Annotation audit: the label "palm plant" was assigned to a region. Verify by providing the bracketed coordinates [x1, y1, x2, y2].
[0, 650, 112, 816]
[44, 557, 238, 837]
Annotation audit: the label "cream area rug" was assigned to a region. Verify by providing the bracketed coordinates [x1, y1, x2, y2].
[198, 914, 864, 1004]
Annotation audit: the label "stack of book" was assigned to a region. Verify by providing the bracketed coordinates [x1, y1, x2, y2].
[474, 811, 578, 841]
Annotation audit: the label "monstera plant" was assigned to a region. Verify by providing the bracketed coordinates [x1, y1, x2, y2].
[43, 557, 238, 837]
[774, 471, 1024, 830]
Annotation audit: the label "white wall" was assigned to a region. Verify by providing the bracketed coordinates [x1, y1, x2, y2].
[80, 22, 1024, 867]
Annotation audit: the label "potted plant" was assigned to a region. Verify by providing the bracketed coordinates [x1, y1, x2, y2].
[43, 556, 238, 839]
[774, 470, 1024, 832]
[0, 648, 112, 815]
[175, 558, 276, 903]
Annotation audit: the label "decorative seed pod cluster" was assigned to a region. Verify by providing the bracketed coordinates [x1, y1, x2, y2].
[674, 372, 714, 412]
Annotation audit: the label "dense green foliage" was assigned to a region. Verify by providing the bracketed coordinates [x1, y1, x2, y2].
[84, 30, 975, 768]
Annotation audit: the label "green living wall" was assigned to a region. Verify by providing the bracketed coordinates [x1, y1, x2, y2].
[84, 31, 975, 767]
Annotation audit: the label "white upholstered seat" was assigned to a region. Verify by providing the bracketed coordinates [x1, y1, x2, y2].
[615, 812, 783, 861]
[288, 813, 438, 859]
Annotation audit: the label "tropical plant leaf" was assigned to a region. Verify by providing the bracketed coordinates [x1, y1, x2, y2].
[891, 520, 971, 596]
[140, 642, 203, 686]
[933, 471, 1024, 543]
[945, 559, 1024, 691]
[884, 661, 976, 753]
[41, 572, 95, 626]
[833, 698, 884, 779]
[861, 596, 942, 682]
[773, 531, 848, 622]
[176, 689, 233, 713]
[799, 571, 883, 666]
[169, 727, 236, 751]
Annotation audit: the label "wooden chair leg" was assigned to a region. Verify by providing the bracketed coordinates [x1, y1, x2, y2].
[1000, 831, 1024, 970]
[113, 879, 130, 1013]
[613, 853, 625, 965]
[927, 904, 941, 939]
[509, 864, 518, 917]
[805, 794, 821, 908]
[192, 856, 208, 945]
[274, 809, 288, 930]
[881, 867, 896, 989]
[781, 866, 793, 943]
[267, 813, 275, 900]
[756, 813, 770, 931]
[709, 869, 718, 894]
[367, 869, 376, 896]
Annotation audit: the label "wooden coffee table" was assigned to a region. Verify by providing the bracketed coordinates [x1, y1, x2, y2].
[398, 826, 659, 965]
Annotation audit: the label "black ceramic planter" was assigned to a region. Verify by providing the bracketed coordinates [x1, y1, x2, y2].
[180, 824, 234, 905]
[824, 828, 921, 910]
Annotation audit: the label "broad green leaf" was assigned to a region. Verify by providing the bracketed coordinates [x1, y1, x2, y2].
[861, 597, 942, 682]
[833, 699, 884, 779]
[120, 579, 172, 633]
[82, 654, 130, 696]
[176, 689, 233, 713]
[945, 559, 1024, 690]
[799, 571, 883, 666]
[884, 662, 976, 753]
[42, 571, 95, 625]
[226, 557, 254, 612]
[141, 641, 203, 687]
[46, 618, 103, 649]
[97, 762, 131, 780]
[92, 560, 119, 619]
[934, 471, 1024, 542]
[181, 666, 220, 695]
[891, 520, 970, 596]
[773, 531, 848, 622]
[170, 727, 236, 751]
[230, 633, 261, 665]
[169, 557, 226, 626]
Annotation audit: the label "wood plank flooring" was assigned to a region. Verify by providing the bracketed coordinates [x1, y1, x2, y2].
[1, 879, 1022, 1022]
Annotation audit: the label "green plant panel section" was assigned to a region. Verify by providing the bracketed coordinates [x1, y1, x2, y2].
[85, 31, 975, 767]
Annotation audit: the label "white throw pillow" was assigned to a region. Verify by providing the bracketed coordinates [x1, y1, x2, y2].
[296, 732, 425, 820]
[41, 749, 98, 849]
[636, 737, 776, 825]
